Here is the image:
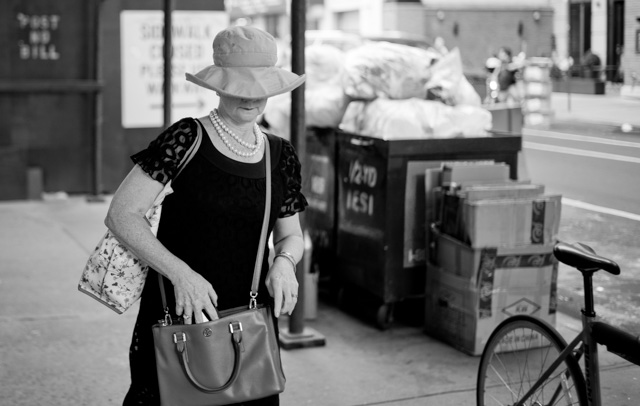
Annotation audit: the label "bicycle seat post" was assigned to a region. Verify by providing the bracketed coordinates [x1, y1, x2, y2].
[581, 269, 596, 318]
[580, 267, 604, 406]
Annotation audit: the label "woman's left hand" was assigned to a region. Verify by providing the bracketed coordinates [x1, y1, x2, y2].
[265, 258, 299, 317]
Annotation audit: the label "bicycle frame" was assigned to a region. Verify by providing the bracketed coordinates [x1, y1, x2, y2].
[479, 242, 640, 406]
[579, 269, 603, 406]
[514, 270, 606, 406]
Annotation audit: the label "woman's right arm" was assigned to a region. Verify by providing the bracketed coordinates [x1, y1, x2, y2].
[105, 165, 219, 323]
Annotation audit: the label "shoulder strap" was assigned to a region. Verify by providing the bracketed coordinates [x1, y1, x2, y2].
[174, 119, 203, 180]
[157, 132, 272, 315]
[250, 135, 271, 306]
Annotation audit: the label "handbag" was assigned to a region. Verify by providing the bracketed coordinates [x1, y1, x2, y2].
[152, 135, 286, 406]
[77, 121, 203, 314]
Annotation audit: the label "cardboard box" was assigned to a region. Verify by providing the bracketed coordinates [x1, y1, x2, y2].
[434, 231, 556, 284]
[462, 194, 562, 247]
[432, 182, 545, 244]
[441, 162, 509, 186]
[462, 183, 545, 202]
[425, 261, 558, 356]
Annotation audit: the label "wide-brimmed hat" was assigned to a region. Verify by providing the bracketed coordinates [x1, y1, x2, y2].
[186, 26, 305, 99]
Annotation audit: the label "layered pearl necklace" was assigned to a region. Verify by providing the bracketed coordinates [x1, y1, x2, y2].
[209, 109, 263, 158]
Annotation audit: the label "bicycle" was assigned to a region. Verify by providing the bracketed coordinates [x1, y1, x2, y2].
[476, 241, 640, 406]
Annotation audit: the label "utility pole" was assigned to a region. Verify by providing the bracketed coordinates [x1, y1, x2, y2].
[163, 0, 173, 128]
[87, 0, 105, 203]
[279, 0, 325, 350]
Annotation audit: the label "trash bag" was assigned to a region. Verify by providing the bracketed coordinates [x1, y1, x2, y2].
[425, 48, 482, 107]
[340, 98, 428, 139]
[261, 45, 351, 138]
[340, 98, 492, 140]
[343, 42, 438, 100]
[262, 88, 350, 140]
[306, 45, 346, 88]
[261, 92, 292, 140]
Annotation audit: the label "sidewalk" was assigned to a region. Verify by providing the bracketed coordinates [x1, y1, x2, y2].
[547, 90, 640, 134]
[0, 196, 638, 406]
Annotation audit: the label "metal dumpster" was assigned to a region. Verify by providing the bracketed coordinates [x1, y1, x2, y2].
[302, 127, 339, 284]
[334, 130, 522, 328]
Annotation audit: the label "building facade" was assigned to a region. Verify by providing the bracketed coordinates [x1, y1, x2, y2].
[621, 0, 640, 96]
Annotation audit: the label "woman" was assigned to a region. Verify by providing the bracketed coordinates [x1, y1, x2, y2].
[496, 47, 520, 104]
[106, 26, 307, 405]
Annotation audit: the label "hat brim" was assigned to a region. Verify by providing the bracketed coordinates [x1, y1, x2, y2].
[186, 65, 306, 99]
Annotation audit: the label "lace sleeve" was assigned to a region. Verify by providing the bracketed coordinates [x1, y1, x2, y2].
[130, 118, 198, 184]
[279, 139, 308, 218]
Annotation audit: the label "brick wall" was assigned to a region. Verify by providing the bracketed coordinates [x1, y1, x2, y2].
[382, 4, 554, 74]
[424, 8, 554, 74]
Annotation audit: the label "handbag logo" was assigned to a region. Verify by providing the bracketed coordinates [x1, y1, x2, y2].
[203, 328, 213, 337]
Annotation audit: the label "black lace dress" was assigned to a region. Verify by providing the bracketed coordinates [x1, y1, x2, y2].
[122, 118, 307, 406]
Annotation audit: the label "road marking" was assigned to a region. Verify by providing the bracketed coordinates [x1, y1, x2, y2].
[524, 141, 640, 164]
[562, 198, 640, 222]
[524, 128, 640, 148]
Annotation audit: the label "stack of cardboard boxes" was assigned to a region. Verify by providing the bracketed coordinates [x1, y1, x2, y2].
[424, 161, 561, 355]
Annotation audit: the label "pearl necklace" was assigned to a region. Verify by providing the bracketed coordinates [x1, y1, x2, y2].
[209, 109, 262, 157]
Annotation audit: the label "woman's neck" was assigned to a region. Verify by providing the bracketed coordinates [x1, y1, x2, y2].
[216, 109, 255, 140]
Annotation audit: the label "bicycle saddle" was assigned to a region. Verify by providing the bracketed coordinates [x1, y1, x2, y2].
[553, 242, 620, 275]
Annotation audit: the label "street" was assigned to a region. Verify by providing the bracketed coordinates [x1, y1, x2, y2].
[523, 127, 640, 214]
[522, 124, 640, 333]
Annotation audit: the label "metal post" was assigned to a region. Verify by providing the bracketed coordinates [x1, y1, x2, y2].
[288, 0, 307, 336]
[567, 74, 572, 112]
[87, 0, 105, 202]
[279, 0, 325, 350]
[163, 0, 174, 128]
[566, 0, 572, 113]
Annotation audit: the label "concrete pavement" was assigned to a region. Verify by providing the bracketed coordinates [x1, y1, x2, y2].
[0, 193, 638, 406]
[1, 91, 639, 405]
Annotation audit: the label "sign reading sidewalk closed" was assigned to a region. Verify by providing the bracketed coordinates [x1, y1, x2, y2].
[120, 10, 227, 128]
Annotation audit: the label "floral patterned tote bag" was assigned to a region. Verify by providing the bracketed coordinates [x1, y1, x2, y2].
[78, 122, 202, 314]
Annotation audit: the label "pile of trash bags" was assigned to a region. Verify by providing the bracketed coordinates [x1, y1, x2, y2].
[262, 39, 492, 140]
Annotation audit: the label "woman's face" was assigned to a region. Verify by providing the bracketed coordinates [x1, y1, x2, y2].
[218, 95, 268, 126]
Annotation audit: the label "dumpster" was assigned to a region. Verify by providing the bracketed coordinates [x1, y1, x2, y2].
[302, 127, 339, 284]
[333, 130, 521, 328]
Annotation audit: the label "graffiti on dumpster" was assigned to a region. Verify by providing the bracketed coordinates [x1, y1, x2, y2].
[345, 159, 377, 216]
[306, 154, 333, 214]
[16, 13, 61, 60]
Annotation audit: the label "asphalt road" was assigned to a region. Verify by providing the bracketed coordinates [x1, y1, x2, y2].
[522, 125, 640, 333]
[523, 127, 640, 214]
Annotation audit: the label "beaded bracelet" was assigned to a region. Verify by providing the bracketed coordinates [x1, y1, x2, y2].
[275, 251, 297, 273]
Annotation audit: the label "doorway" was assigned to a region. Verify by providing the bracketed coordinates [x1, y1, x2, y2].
[607, 0, 624, 82]
[569, 0, 592, 66]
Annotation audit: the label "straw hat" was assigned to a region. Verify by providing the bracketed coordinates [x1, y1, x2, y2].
[186, 26, 305, 99]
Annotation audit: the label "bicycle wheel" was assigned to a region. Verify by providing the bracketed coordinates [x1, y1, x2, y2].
[477, 315, 587, 406]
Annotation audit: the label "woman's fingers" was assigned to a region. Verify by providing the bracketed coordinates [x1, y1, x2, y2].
[267, 271, 299, 317]
[282, 289, 299, 316]
[173, 273, 218, 324]
[272, 281, 284, 317]
[208, 287, 219, 308]
[182, 307, 194, 325]
[204, 301, 219, 321]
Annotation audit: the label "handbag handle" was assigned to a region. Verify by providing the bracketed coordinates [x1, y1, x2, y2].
[157, 131, 272, 316]
[173, 324, 243, 393]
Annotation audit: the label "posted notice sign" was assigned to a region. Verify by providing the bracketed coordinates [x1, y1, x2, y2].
[120, 10, 227, 128]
